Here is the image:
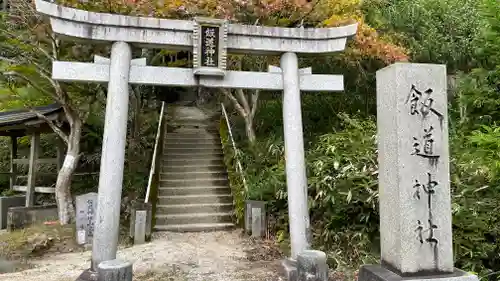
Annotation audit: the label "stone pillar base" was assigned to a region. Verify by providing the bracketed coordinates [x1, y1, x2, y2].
[280, 259, 298, 281]
[297, 250, 328, 281]
[358, 265, 479, 281]
[280, 250, 329, 281]
[97, 259, 133, 281]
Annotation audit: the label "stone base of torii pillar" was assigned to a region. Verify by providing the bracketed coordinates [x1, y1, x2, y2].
[76, 260, 132, 281]
[280, 250, 330, 281]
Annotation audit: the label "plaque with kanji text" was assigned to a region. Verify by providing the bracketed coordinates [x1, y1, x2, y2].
[193, 17, 227, 76]
[200, 25, 220, 68]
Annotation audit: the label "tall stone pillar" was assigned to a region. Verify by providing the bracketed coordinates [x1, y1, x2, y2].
[281, 52, 310, 260]
[358, 63, 479, 281]
[91, 41, 132, 270]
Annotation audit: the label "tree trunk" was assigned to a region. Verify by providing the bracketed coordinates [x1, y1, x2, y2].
[244, 116, 256, 144]
[130, 87, 141, 144]
[196, 88, 213, 106]
[55, 121, 81, 225]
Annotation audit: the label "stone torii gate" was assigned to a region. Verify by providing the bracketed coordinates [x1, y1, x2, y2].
[34, 0, 357, 274]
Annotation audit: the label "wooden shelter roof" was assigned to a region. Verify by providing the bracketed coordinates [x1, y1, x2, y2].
[0, 103, 66, 136]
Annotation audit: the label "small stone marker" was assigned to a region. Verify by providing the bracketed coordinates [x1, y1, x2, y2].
[245, 200, 267, 238]
[244, 201, 252, 234]
[133, 210, 147, 245]
[358, 63, 479, 281]
[77, 229, 87, 245]
[129, 200, 152, 242]
[75, 192, 98, 245]
[251, 207, 262, 238]
[97, 259, 132, 281]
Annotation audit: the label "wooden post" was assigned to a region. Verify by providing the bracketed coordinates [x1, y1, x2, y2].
[26, 133, 40, 207]
[9, 136, 18, 190]
[56, 137, 65, 171]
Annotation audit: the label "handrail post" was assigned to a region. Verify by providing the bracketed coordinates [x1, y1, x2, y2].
[145, 101, 166, 204]
[221, 103, 248, 192]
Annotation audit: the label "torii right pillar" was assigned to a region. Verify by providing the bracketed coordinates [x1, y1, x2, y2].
[281, 52, 311, 260]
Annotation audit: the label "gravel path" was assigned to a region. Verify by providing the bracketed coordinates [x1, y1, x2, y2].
[0, 230, 282, 281]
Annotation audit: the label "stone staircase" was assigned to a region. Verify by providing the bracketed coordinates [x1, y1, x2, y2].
[154, 106, 235, 232]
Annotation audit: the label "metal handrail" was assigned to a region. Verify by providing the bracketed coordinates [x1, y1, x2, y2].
[145, 101, 166, 204]
[221, 103, 248, 192]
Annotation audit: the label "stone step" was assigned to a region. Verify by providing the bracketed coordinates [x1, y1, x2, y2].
[160, 177, 228, 187]
[158, 186, 231, 196]
[158, 194, 233, 205]
[162, 164, 226, 173]
[163, 147, 223, 154]
[165, 136, 218, 142]
[160, 170, 227, 180]
[164, 141, 220, 147]
[155, 212, 233, 225]
[163, 151, 224, 159]
[154, 222, 234, 232]
[168, 128, 219, 135]
[162, 157, 224, 166]
[169, 120, 212, 126]
[163, 140, 221, 148]
[165, 133, 219, 140]
[156, 203, 233, 214]
[169, 123, 219, 130]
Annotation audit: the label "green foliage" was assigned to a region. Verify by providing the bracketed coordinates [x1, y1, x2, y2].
[474, 0, 500, 68]
[226, 107, 379, 268]
[363, 0, 482, 73]
[243, 134, 286, 202]
[220, 2, 500, 278]
[453, 69, 500, 130]
[450, 125, 500, 276]
[448, 4, 500, 270]
[307, 114, 379, 269]
[1, 189, 19, 197]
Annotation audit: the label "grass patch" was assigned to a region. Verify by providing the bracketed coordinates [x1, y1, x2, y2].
[0, 223, 78, 260]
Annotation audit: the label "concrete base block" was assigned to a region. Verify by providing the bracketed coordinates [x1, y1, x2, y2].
[97, 259, 133, 281]
[0, 195, 25, 229]
[280, 259, 298, 281]
[297, 250, 328, 281]
[358, 265, 480, 281]
[75, 268, 98, 281]
[7, 205, 58, 231]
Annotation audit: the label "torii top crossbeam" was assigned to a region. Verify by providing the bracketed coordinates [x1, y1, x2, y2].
[34, 0, 357, 55]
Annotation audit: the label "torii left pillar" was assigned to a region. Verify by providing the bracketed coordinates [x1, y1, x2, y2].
[76, 43, 147, 281]
[91, 41, 131, 271]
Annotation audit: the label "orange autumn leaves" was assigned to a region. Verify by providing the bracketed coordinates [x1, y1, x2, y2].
[57, 0, 408, 64]
[343, 18, 409, 64]
[314, 0, 408, 64]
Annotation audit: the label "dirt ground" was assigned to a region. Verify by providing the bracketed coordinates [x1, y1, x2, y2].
[0, 230, 284, 281]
